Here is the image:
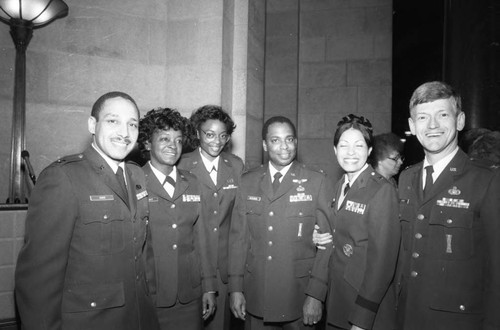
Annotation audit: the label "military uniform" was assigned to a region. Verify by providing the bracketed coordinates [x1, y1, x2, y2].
[327, 166, 400, 330]
[396, 149, 500, 329]
[143, 163, 217, 329]
[15, 147, 159, 330]
[178, 150, 244, 330]
[228, 161, 333, 325]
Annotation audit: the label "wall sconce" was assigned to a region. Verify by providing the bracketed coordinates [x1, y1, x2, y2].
[0, 0, 68, 203]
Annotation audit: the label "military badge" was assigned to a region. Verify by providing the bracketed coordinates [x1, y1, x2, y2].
[290, 193, 313, 202]
[436, 197, 470, 209]
[345, 200, 366, 215]
[182, 194, 201, 202]
[90, 195, 114, 201]
[448, 186, 461, 195]
[343, 244, 353, 257]
[136, 190, 148, 200]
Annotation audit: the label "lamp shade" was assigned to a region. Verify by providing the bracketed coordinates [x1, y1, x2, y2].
[0, 0, 68, 27]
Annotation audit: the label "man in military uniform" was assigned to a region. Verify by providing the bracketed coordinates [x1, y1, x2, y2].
[15, 92, 159, 330]
[396, 81, 500, 329]
[228, 116, 333, 329]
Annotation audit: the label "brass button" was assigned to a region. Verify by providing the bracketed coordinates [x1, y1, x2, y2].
[267, 256, 272, 260]
[269, 211, 274, 216]
[415, 233, 422, 239]
[447, 219, 453, 224]
[172, 244, 177, 250]
[410, 271, 418, 277]
[417, 214, 424, 220]
[90, 302, 97, 307]
[172, 224, 177, 229]
[412, 252, 419, 258]
[171, 204, 175, 209]
[268, 226, 273, 231]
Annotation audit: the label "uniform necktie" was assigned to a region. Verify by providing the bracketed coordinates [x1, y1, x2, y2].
[210, 165, 217, 185]
[116, 166, 128, 199]
[272, 172, 282, 193]
[423, 165, 434, 198]
[343, 182, 350, 196]
[163, 175, 176, 197]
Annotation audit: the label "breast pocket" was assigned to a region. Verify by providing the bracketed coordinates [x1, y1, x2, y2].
[428, 207, 474, 259]
[246, 199, 264, 239]
[76, 200, 126, 255]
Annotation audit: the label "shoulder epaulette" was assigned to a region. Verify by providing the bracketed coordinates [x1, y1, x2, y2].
[54, 153, 85, 165]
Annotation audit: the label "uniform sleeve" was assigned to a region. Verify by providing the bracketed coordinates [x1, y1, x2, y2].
[227, 186, 249, 293]
[305, 175, 334, 301]
[15, 165, 78, 330]
[482, 169, 500, 330]
[349, 182, 400, 329]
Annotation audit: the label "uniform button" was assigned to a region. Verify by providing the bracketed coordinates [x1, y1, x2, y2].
[145, 219, 149, 225]
[410, 271, 418, 277]
[136, 275, 139, 281]
[213, 210, 218, 215]
[412, 252, 419, 258]
[298, 212, 303, 216]
[171, 204, 176, 209]
[447, 219, 453, 224]
[133, 237, 137, 242]
[172, 244, 177, 250]
[459, 305, 465, 311]
[268, 226, 273, 231]
[134, 256, 138, 261]
[415, 233, 422, 239]
[213, 192, 218, 197]
[268, 241, 273, 246]
[103, 214, 108, 220]
[213, 227, 218, 232]
[417, 214, 424, 220]
[172, 224, 177, 229]
[267, 256, 272, 261]
[333, 229, 336, 233]
[269, 211, 274, 216]
[90, 302, 97, 307]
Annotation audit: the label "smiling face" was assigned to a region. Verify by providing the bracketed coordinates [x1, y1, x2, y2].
[198, 119, 230, 161]
[263, 122, 297, 171]
[146, 128, 183, 175]
[88, 97, 139, 163]
[409, 98, 465, 163]
[334, 128, 372, 179]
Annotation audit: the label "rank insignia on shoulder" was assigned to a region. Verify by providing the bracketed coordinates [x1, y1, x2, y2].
[343, 244, 353, 257]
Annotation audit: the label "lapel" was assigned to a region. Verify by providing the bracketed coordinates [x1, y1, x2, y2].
[422, 150, 468, 205]
[84, 147, 130, 208]
[338, 166, 372, 210]
[333, 177, 344, 214]
[143, 163, 172, 201]
[172, 170, 190, 201]
[216, 155, 234, 190]
[124, 165, 137, 215]
[186, 151, 217, 189]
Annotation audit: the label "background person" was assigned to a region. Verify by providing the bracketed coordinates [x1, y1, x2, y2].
[228, 116, 333, 329]
[178, 105, 245, 330]
[368, 132, 405, 186]
[138, 108, 216, 330]
[395, 81, 500, 329]
[15, 92, 159, 330]
[325, 114, 400, 330]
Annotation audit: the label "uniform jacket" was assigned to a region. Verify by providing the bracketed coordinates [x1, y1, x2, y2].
[15, 146, 159, 330]
[143, 163, 217, 307]
[396, 149, 500, 330]
[178, 150, 244, 283]
[228, 161, 334, 322]
[327, 166, 400, 330]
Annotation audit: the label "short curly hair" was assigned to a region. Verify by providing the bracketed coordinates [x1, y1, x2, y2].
[138, 108, 193, 159]
[368, 132, 404, 167]
[189, 105, 236, 148]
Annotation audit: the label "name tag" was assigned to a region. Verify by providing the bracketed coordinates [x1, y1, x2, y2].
[136, 190, 148, 200]
[182, 194, 200, 202]
[290, 193, 313, 202]
[90, 195, 114, 201]
[345, 200, 366, 215]
[247, 195, 261, 201]
[223, 184, 238, 190]
[148, 197, 159, 202]
[436, 198, 470, 209]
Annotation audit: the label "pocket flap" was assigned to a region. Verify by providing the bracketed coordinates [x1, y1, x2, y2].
[63, 282, 125, 312]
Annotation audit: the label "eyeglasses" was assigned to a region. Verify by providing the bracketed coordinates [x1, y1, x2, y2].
[387, 154, 404, 163]
[200, 129, 230, 143]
